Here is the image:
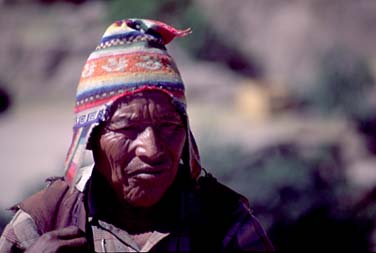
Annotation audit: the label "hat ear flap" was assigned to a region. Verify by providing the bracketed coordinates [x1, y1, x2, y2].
[188, 129, 202, 179]
[86, 124, 101, 151]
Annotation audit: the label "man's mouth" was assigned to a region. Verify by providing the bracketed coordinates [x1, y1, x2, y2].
[127, 167, 166, 179]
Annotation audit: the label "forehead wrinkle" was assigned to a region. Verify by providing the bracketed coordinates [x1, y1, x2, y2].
[156, 112, 181, 122]
[116, 108, 181, 125]
[111, 93, 182, 124]
[149, 97, 182, 120]
[112, 99, 144, 118]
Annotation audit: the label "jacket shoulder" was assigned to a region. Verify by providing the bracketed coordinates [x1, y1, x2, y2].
[196, 175, 274, 251]
[197, 174, 251, 216]
[17, 178, 85, 234]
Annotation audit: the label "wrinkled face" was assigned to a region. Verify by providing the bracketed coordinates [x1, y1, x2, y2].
[94, 91, 186, 207]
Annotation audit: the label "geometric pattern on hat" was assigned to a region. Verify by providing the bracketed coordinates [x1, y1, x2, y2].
[63, 18, 201, 188]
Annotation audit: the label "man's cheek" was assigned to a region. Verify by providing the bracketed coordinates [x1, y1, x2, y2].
[107, 139, 131, 168]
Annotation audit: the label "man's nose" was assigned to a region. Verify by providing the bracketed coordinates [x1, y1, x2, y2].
[135, 126, 165, 162]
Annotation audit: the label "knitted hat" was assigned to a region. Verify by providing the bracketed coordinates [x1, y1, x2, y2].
[64, 18, 201, 189]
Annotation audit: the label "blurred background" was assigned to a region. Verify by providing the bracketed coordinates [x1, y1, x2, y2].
[1, 0, 376, 251]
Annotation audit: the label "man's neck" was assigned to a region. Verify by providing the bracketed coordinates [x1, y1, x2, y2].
[87, 171, 180, 234]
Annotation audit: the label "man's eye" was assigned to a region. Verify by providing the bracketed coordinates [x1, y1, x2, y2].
[158, 123, 182, 132]
[107, 125, 140, 133]
[118, 125, 140, 133]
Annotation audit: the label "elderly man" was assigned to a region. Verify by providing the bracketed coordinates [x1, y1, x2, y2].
[0, 19, 274, 252]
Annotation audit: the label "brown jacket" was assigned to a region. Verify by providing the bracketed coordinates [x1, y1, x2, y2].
[8, 177, 274, 252]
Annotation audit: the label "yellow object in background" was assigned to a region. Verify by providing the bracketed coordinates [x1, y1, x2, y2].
[234, 80, 271, 123]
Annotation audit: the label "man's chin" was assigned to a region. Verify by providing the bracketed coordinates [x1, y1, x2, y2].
[122, 189, 164, 208]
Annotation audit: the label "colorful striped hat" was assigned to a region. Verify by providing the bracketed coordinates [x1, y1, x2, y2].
[64, 18, 201, 189]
